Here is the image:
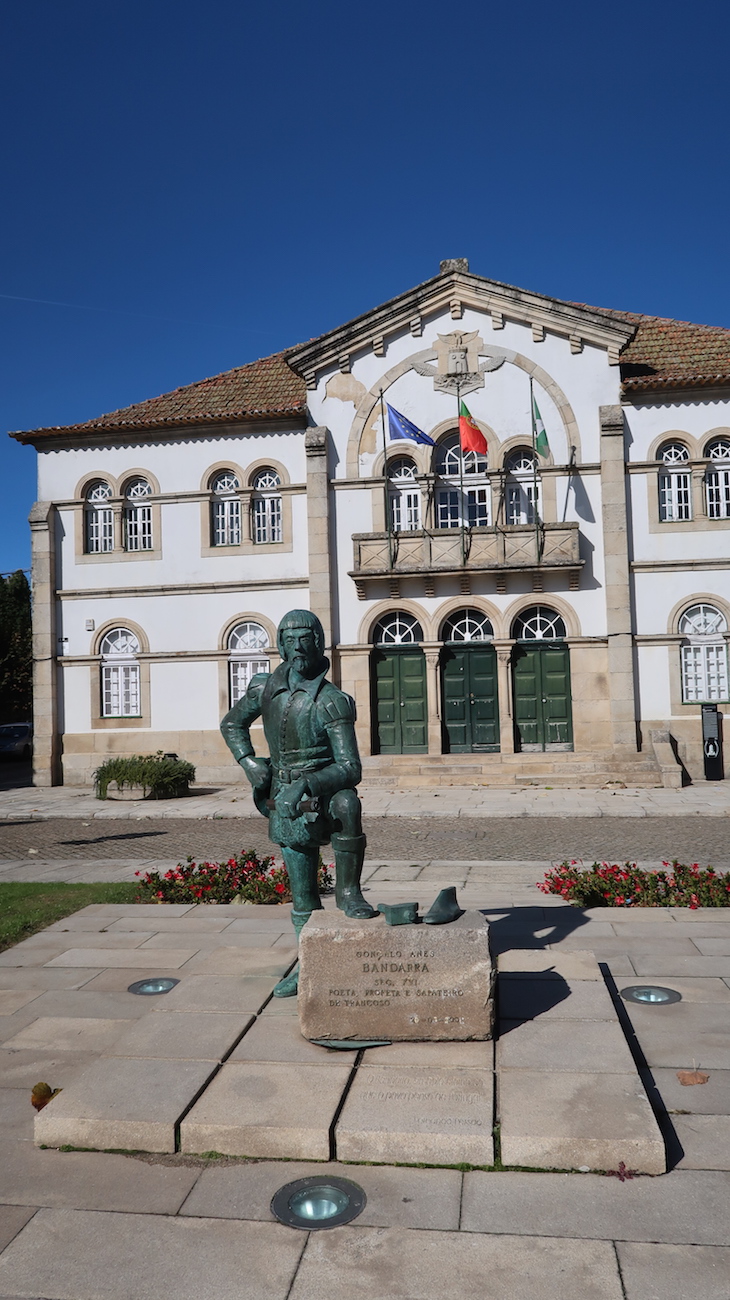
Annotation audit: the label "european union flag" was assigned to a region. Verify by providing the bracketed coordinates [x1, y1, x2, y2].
[386, 403, 435, 447]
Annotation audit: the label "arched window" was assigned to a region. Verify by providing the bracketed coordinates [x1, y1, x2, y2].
[123, 478, 153, 552]
[387, 457, 421, 532]
[252, 468, 282, 544]
[505, 448, 541, 526]
[228, 621, 270, 705]
[679, 604, 729, 702]
[99, 628, 141, 717]
[442, 608, 494, 642]
[85, 481, 114, 554]
[434, 433, 490, 529]
[705, 439, 730, 519]
[211, 471, 241, 546]
[658, 442, 691, 521]
[372, 612, 423, 644]
[512, 606, 566, 640]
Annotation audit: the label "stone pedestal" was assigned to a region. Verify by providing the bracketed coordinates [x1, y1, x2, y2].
[298, 910, 494, 1042]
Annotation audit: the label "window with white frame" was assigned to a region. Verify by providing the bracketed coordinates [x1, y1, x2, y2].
[679, 604, 729, 702]
[251, 468, 282, 544]
[228, 621, 270, 705]
[705, 439, 730, 519]
[387, 457, 421, 532]
[85, 481, 114, 553]
[512, 606, 566, 640]
[211, 471, 242, 546]
[123, 478, 153, 551]
[505, 449, 541, 526]
[658, 442, 691, 521]
[372, 612, 423, 644]
[434, 433, 490, 529]
[100, 628, 141, 717]
[442, 608, 494, 642]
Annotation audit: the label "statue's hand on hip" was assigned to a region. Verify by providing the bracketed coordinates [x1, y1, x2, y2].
[239, 756, 272, 793]
[275, 776, 309, 819]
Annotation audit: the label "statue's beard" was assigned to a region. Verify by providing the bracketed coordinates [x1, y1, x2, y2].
[290, 653, 310, 674]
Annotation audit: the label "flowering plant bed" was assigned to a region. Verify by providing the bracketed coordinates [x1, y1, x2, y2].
[538, 860, 730, 908]
[135, 851, 333, 905]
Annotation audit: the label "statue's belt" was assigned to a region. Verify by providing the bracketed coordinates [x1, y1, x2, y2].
[274, 763, 327, 783]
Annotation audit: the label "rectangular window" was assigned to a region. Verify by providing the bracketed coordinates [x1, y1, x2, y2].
[254, 496, 282, 544]
[706, 469, 730, 519]
[229, 658, 269, 705]
[467, 487, 489, 527]
[213, 498, 241, 546]
[436, 490, 459, 529]
[659, 472, 691, 521]
[391, 489, 421, 532]
[102, 664, 141, 716]
[87, 508, 114, 553]
[506, 483, 538, 526]
[125, 506, 153, 551]
[681, 643, 729, 702]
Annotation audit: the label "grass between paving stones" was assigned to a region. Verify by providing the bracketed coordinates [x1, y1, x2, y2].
[0, 881, 137, 953]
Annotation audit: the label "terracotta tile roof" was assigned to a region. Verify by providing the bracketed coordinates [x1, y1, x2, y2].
[572, 303, 730, 393]
[11, 350, 307, 442]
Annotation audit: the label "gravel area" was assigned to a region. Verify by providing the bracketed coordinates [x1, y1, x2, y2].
[1, 816, 729, 867]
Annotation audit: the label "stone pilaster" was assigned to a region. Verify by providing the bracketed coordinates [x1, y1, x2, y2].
[494, 643, 515, 754]
[305, 427, 333, 650]
[29, 501, 60, 785]
[599, 405, 637, 750]
[423, 644, 443, 754]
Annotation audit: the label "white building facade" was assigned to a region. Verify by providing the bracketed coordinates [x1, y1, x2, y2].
[15, 260, 730, 787]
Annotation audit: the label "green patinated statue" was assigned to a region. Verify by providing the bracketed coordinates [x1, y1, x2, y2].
[220, 609, 377, 996]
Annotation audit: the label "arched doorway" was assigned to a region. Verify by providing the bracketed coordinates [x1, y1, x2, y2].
[440, 609, 499, 752]
[511, 606, 573, 751]
[370, 612, 427, 754]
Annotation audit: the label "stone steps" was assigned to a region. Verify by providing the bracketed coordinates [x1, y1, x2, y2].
[360, 753, 664, 788]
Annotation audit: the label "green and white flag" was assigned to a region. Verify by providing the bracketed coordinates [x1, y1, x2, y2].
[532, 391, 550, 458]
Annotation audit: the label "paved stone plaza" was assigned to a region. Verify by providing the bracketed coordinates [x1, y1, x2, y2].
[2, 784, 730, 1296]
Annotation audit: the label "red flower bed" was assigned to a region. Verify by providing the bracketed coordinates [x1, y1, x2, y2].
[135, 851, 333, 905]
[538, 860, 730, 908]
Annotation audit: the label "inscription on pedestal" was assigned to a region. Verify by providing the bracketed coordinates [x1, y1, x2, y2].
[298, 910, 494, 1042]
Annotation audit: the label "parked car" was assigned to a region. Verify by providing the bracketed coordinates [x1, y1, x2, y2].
[0, 723, 32, 760]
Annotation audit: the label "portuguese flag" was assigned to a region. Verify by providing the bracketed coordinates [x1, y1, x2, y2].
[459, 401, 488, 455]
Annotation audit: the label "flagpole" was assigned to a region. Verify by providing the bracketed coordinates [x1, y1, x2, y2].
[379, 390, 394, 570]
[457, 380, 466, 567]
[530, 378, 542, 564]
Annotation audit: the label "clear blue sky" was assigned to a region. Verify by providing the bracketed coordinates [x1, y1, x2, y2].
[2, 0, 728, 574]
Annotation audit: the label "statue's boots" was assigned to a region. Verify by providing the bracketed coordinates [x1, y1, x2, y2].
[332, 834, 378, 919]
[423, 886, 465, 925]
[273, 908, 313, 998]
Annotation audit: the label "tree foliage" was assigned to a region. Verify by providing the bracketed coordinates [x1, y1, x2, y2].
[0, 571, 32, 722]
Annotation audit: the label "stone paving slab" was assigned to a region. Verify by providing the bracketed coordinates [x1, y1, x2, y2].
[287, 1227, 625, 1300]
[227, 1015, 358, 1065]
[644, 1067, 730, 1115]
[0, 992, 42, 1016]
[2, 1016, 134, 1054]
[672, 1115, 730, 1169]
[180, 1061, 352, 1159]
[0, 1208, 306, 1300]
[499, 976, 616, 1021]
[633, 954, 730, 977]
[181, 946, 297, 977]
[360, 1040, 492, 1067]
[498, 1018, 637, 1072]
[498, 949, 602, 978]
[335, 1064, 494, 1166]
[105, 1011, 254, 1061]
[460, 1168, 730, 1244]
[616, 1241, 730, 1300]
[0, 1142, 199, 1213]
[498, 1070, 665, 1174]
[34, 1056, 218, 1152]
[43, 946, 199, 968]
[621, 1002, 730, 1069]
[179, 1159, 463, 1230]
[160, 974, 278, 1014]
[0, 1207, 36, 1258]
[0, 1049, 100, 1089]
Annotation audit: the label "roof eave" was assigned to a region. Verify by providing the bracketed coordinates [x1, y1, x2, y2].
[10, 404, 309, 446]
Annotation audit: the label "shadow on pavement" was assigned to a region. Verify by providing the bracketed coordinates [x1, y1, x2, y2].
[0, 759, 33, 790]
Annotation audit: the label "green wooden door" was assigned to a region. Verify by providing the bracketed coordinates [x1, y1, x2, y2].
[372, 648, 428, 754]
[513, 642, 573, 751]
[441, 646, 500, 752]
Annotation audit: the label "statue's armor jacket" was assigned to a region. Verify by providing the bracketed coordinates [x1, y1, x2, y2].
[220, 661, 361, 848]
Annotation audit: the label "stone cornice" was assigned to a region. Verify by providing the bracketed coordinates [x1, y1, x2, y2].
[287, 272, 637, 385]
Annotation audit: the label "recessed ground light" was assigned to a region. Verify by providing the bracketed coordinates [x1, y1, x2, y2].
[620, 985, 682, 1005]
[271, 1176, 366, 1230]
[127, 978, 180, 996]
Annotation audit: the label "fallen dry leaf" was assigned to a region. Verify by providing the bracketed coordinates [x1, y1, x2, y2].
[31, 1082, 62, 1112]
[676, 1070, 710, 1086]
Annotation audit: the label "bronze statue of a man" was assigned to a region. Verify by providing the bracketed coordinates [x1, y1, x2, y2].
[220, 609, 377, 995]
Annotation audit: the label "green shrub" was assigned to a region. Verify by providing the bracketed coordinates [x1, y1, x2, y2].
[135, 851, 334, 904]
[94, 752, 196, 800]
[538, 860, 730, 908]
